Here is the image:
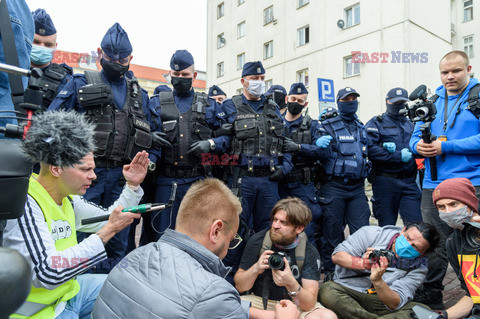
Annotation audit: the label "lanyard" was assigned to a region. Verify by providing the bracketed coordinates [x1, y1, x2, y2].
[443, 89, 467, 131]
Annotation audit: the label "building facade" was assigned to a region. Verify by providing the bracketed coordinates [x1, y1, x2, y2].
[207, 0, 473, 122]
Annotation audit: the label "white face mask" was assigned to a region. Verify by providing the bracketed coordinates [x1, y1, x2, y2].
[245, 80, 265, 97]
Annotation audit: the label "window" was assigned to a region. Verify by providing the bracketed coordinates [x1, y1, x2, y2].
[298, 0, 309, 8]
[464, 35, 474, 58]
[238, 0, 245, 5]
[217, 33, 226, 49]
[264, 41, 273, 59]
[217, 62, 224, 77]
[296, 69, 309, 87]
[236, 88, 243, 95]
[297, 25, 310, 46]
[237, 21, 246, 39]
[345, 4, 360, 28]
[344, 56, 360, 77]
[264, 6, 274, 25]
[464, 0, 473, 22]
[265, 79, 273, 91]
[217, 2, 224, 19]
[237, 53, 245, 70]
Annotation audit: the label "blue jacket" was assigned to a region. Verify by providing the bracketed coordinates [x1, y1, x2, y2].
[91, 229, 249, 319]
[0, 0, 34, 128]
[409, 78, 480, 188]
[366, 113, 416, 175]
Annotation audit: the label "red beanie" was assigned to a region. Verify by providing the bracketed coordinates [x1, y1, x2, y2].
[433, 178, 478, 213]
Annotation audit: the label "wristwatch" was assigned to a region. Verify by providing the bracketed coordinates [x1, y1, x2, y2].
[288, 284, 301, 297]
[148, 161, 156, 172]
[208, 139, 216, 151]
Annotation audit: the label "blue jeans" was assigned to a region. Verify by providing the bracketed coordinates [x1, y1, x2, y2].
[57, 274, 107, 319]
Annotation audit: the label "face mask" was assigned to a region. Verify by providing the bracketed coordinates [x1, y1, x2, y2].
[337, 100, 358, 116]
[439, 205, 472, 230]
[30, 44, 55, 65]
[395, 234, 421, 260]
[287, 102, 304, 116]
[245, 80, 265, 97]
[273, 92, 286, 109]
[386, 102, 406, 115]
[171, 76, 193, 95]
[100, 58, 129, 80]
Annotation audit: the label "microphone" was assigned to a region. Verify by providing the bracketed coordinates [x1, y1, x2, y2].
[409, 85, 427, 101]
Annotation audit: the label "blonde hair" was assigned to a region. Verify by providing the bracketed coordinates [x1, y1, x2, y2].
[176, 178, 242, 234]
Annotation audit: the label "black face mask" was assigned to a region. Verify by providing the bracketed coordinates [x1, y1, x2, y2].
[171, 76, 193, 95]
[273, 92, 286, 109]
[386, 102, 406, 116]
[100, 58, 129, 80]
[287, 102, 304, 116]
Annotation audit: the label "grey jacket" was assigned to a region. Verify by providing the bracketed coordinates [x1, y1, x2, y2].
[333, 225, 427, 310]
[91, 229, 249, 318]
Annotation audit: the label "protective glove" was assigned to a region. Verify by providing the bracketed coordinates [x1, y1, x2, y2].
[382, 142, 396, 153]
[151, 131, 172, 149]
[318, 109, 327, 120]
[187, 140, 211, 157]
[316, 135, 333, 148]
[213, 123, 234, 137]
[401, 148, 412, 163]
[269, 166, 285, 181]
[282, 138, 301, 153]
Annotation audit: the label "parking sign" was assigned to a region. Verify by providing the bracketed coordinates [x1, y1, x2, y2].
[317, 78, 335, 103]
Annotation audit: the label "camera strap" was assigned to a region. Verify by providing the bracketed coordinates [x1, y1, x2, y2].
[443, 88, 466, 131]
[0, 0, 25, 112]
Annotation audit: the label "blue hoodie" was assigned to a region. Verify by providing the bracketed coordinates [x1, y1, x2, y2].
[409, 78, 480, 188]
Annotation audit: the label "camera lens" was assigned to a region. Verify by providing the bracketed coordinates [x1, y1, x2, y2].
[268, 254, 285, 270]
[465, 225, 480, 250]
[415, 106, 428, 118]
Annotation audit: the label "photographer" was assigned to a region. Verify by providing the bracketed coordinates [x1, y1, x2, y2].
[410, 50, 480, 309]
[432, 178, 480, 319]
[319, 222, 439, 319]
[3, 111, 146, 318]
[234, 197, 337, 319]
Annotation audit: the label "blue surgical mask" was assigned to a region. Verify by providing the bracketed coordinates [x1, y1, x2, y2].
[337, 100, 358, 115]
[245, 80, 265, 97]
[30, 44, 55, 66]
[395, 234, 421, 260]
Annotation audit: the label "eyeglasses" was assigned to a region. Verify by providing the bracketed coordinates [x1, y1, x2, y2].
[215, 219, 242, 249]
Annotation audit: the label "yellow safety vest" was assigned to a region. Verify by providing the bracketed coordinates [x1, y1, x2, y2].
[13, 175, 80, 318]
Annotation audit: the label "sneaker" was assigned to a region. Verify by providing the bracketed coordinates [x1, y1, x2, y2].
[413, 288, 445, 310]
[323, 271, 335, 283]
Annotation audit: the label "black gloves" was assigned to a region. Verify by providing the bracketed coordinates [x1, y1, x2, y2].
[282, 138, 301, 153]
[187, 140, 211, 157]
[269, 166, 285, 181]
[214, 123, 234, 137]
[151, 131, 172, 149]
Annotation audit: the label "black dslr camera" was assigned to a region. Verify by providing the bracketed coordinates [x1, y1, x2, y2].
[268, 251, 287, 270]
[368, 249, 395, 267]
[463, 222, 480, 250]
[320, 106, 338, 121]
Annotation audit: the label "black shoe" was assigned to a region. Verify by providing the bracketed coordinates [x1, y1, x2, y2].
[323, 271, 334, 283]
[413, 288, 445, 310]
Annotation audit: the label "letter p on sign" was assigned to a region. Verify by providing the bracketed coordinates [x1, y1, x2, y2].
[317, 78, 335, 103]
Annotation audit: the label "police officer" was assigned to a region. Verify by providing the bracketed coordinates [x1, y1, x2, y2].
[145, 49, 229, 242]
[221, 61, 293, 283]
[366, 87, 421, 227]
[279, 83, 332, 244]
[318, 87, 371, 279]
[48, 23, 159, 272]
[208, 84, 227, 104]
[30, 9, 72, 110]
[265, 84, 287, 115]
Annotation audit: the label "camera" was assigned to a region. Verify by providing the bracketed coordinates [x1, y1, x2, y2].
[268, 251, 287, 270]
[410, 305, 445, 319]
[320, 106, 338, 121]
[368, 249, 395, 267]
[400, 85, 437, 123]
[463, 222, 480, 250]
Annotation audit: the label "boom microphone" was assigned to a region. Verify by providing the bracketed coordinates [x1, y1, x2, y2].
[409, 85, 427, 101]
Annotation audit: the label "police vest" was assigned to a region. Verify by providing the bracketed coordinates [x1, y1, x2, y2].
[39, 63, 72, 110]
[285, 115, 312, 168]
[13, 176, 80, 319]
[231, 95, 284, 166]
[77, 71, 152, 163]
[159, 91, 211, 167]
[322, 116, 370, 180]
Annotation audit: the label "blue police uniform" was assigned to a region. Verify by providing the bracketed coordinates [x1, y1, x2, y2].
[318, 87, 371, 273]
[366, 88, 421, 227]
[279, 83, 330, 245]
[144, 50, 229, 243]
[48, 23, 155, 272]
